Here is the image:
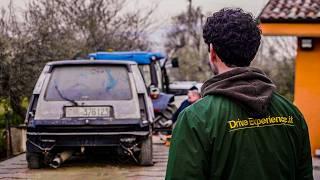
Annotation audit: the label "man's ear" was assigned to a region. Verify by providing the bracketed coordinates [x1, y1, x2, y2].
[209, 44, 217, 64]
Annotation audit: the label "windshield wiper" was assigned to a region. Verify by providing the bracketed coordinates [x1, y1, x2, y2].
[54, 85, 78, 106]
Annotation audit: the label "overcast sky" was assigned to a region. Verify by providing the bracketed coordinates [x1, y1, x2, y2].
[154, 0, 269, 19]
[0, 0, 269, 18]
[0, 0, 269, 50]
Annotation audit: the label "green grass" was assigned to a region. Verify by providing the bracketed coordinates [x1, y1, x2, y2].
[0, 106, 4, 115]
[0, 128, 6, 159]
[0, 98, 28, 128]
[0, 98, 28, 158]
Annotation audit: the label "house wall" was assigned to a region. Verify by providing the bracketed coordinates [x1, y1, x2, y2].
[295, 37, 320, 155]
[261, 22, 320, 156]
[260, 23, 320, 37]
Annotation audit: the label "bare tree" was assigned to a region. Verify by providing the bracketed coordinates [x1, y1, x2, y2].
[0, 0, 156, 120]
[165, 0, 210, 82]
[253, 36, 297, 101]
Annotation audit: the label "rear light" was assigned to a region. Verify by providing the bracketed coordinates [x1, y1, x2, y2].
[138, 94, 148, 122]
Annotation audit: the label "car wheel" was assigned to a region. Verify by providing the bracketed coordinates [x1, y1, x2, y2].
[139, 135, 153, 166]
[27, 152, 43, 169]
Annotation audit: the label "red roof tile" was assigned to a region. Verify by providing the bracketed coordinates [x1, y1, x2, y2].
[260, 0, 320, 23]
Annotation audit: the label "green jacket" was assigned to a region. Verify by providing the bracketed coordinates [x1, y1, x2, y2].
[166, 67, 313, 180]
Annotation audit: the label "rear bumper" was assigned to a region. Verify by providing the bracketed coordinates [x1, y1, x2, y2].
[27, 130, 150, 153]
[26, 119, 151, 153]
[27, 118, 150, 133]
[29, 118, 146, 126]
[27, 131, 149, 136]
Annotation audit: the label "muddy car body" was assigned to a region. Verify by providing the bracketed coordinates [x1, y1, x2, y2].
[25, 60, 154, 168]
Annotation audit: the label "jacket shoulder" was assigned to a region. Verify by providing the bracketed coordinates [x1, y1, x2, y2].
[270, 92, 307, 129]
[185, 95, 236, 121]
[190, 95, 239, 110]
[271, 92, 303, 116]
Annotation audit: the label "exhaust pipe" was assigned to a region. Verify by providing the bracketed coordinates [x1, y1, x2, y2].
[49, 150, 73, 168]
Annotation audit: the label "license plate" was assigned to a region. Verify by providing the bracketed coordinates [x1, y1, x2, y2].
[65, 107, 111, 118]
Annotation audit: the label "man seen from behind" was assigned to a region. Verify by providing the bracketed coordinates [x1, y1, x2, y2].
[166, 8, 313, 180]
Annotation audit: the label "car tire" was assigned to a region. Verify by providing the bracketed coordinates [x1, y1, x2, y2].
[139, 135, 153, 166]
[27, 152, 43, 169]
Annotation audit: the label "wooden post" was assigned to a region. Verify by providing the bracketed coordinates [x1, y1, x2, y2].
[5, 112, 12, 157]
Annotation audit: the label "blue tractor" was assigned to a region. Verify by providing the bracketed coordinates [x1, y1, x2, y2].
[89, 51, 178, 130]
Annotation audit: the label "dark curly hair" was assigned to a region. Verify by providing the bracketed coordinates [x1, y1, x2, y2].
[203, 8, 261, 67]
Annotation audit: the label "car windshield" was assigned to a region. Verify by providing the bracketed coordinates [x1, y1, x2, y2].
[45, 65, 132, 101]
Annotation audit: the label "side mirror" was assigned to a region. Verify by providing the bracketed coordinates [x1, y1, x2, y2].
[171, 57, 179, 68]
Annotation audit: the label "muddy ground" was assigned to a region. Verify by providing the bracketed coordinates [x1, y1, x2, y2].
[0, 136, 168, 180]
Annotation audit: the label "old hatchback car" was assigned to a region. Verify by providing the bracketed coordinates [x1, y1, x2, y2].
[25, 60, 154, 168]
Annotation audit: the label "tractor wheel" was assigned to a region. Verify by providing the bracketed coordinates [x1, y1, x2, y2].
[161, 104, 177, 120]
[154, 103, 177, 128]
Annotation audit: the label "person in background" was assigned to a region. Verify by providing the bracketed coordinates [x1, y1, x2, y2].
[166, 8, 313, 180]
[171, 86, 200, 124]
[160, 86, 201, 146]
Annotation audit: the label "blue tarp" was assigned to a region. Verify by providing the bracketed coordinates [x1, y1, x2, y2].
[89, 51, 165, 65]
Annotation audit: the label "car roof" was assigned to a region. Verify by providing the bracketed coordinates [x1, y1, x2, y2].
[47, 60, 136, 66]
[46, 60, 135, 72]
[88, 51, 165, 65]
